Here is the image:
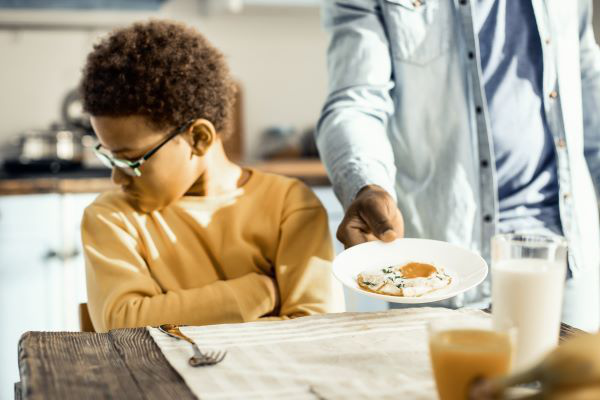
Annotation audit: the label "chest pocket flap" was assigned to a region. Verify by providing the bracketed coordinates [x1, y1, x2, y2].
[381, 0, 452, 65]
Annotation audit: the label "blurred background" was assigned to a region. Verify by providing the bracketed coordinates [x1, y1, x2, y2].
[0, 0, 329, 161]
[1, 1, 600, 399]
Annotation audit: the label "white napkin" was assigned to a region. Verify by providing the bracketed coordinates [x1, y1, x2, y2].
[148, 307, 489, 400]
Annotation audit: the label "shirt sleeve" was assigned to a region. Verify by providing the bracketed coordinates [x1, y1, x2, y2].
[269, 181, 345, 319]
[579, 0, 600, 194]
[316, 0, 398, 209]
[81, 205, 277, 332]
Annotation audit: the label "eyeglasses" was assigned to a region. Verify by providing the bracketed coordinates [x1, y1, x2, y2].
[93, 120, 193, 177]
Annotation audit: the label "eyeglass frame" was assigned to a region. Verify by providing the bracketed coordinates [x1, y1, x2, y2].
[93, 119, 194, 177]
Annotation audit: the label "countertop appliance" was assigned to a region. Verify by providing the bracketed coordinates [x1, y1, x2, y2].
[1, 87, 99, 175]
[2, 125, 84, 174]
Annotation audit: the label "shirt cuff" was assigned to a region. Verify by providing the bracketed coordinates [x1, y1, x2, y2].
[330, 162, 397, 210]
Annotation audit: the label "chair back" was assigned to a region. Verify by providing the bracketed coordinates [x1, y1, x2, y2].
[79, 303, 95, 332]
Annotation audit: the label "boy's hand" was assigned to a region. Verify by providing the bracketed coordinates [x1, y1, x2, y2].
[336, 185, 404, 249]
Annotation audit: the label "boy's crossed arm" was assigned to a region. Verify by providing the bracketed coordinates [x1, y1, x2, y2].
[82, 207, 278, 333]
[82, 182, 343, 332]
[264, 189, 344, 321]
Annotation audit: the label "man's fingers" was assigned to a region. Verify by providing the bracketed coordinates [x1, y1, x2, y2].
[360, 200, 403, 241]
[337, 185, 404, 248]
[380, 229, 398, 242]
[342, 229, 370, 249]
[337, 218, 370, 249]
[387, 209, 405, 239]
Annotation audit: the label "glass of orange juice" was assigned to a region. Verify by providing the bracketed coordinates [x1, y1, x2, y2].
[428, 317, 515, 400]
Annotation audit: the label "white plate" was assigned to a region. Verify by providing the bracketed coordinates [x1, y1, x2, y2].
[332, 238, 488, 304]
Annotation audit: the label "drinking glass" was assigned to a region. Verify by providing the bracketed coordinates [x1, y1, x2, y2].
[491, 233, 567, 370]
[428, 317, 515, 400]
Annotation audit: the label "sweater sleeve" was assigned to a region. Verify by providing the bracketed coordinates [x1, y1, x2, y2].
[81, 204, 277, 332]
[268, 181, 346, 320]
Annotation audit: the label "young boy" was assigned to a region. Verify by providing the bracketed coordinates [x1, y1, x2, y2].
[80, 20, 344, 332]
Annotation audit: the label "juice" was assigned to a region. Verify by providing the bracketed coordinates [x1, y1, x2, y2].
[429, 329, 512, 400]
[492, 258, 565, 369]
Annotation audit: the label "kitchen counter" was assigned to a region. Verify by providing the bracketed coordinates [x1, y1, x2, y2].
[0, 159, 330, 195]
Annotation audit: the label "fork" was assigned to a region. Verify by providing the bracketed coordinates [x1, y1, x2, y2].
[158, 324, 227, 367]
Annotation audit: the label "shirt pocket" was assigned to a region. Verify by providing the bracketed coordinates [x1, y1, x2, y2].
[381, 0, 452, 65]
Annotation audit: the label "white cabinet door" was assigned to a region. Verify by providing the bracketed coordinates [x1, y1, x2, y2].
[0, 194, 61, 400]
[0, 193, 97, 400]
[58, 193, 99, 331]
[310, 186, 389, 313]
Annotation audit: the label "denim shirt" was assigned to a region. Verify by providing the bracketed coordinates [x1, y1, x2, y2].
[317, 0, 600, 277]
[475, 0, 562, 235]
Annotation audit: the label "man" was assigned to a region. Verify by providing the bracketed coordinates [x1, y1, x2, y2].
[317, 0, 600, 331]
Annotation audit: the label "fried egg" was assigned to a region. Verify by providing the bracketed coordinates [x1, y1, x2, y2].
[357, 262, 451, 297]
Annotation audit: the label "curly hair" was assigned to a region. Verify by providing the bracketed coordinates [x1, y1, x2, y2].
[80, 19, 236, 136]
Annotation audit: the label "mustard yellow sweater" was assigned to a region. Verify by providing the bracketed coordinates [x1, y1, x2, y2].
[82, 169, 345, 332]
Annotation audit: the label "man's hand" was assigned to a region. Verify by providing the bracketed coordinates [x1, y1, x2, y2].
[336, 185, 404, 248]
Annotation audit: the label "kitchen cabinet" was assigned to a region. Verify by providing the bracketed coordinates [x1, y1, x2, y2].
[0, 0, 320, 30]
[0, 0, 164, 9]
[200, 0, 320, 13]
[0, 193, 97, 400]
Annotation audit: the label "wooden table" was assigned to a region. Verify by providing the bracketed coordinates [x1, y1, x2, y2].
[15, 315, 583, 400]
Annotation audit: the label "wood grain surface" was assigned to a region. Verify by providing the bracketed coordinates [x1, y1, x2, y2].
[18, 329, 195, 400]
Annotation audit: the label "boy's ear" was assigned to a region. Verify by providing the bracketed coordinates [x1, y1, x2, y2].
[184, 119, 216, 156]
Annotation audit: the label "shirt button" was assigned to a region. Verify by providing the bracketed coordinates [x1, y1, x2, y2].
[468, 51, 475, 59]
[549, 90, 558, 99]
[484, 214, 493, 223]
[563, 192, 571, 201]
[480, 159, 489, 168]
[545, 38, 551, 45]
[412, 0, 423, 7]
[556, 138, 566, 148]
[459, 0, 467, 4]
[476, 105, 483, 114]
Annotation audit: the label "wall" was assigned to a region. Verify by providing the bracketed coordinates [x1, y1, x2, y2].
[0, 1, 328, 159]
[1, 0, 600, 160]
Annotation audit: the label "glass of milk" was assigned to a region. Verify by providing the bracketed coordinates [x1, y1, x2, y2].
[491, 233, 567, 371]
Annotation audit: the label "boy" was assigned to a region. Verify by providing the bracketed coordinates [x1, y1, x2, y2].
[80, 20, 344, 332]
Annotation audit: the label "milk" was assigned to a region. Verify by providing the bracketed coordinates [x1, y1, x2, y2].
[491, 258, 566, 370]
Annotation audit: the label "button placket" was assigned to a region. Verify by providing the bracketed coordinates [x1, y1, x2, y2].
[546, 87, 576, 269]
[531, 0, 581, 273]
[457, 0, 498, 263]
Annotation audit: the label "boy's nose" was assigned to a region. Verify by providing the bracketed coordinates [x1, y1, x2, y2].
[111, 168, 131, 187]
